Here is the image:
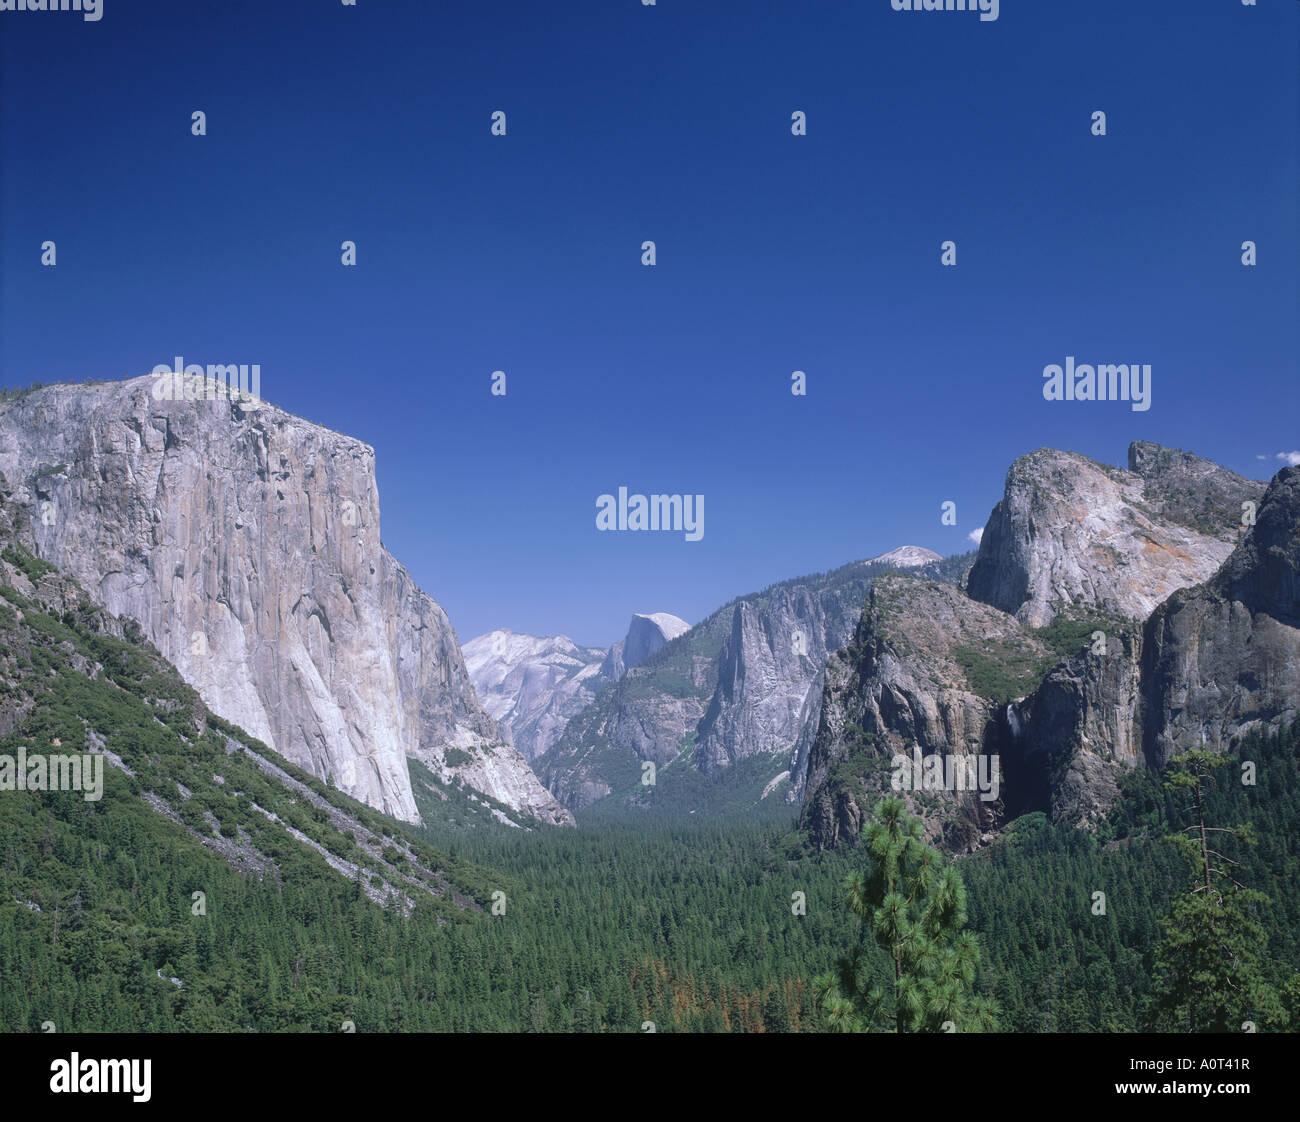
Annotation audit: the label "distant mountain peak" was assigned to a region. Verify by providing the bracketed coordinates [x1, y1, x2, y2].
[601, 611, 691, 683]
[462, 631, 608, 761]
[630, 612, 691, 640]
[868, 546, 943, 568]
[462, 612, 691, 762]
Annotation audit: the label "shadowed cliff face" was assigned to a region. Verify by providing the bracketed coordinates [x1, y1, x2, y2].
[0, 377, 571, 827]
[1011, 467, 1300, 831]
[1141, 466, 1300, 769]
[1008, 632, 1144, 831]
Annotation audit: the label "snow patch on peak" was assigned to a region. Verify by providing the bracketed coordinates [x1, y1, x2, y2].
[868, 546, 943, 569]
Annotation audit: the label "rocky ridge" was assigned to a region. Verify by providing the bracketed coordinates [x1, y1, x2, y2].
[599, 612, 692, 683]
[800, 443, 1280, 851]
[463, 612, 691, 764]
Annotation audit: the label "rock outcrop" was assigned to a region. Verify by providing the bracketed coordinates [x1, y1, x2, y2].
[799, 575, 1052, 852]
[0, 376, 571, 827]
[697, 586, 858, 774]
[599, 612, 691, 682]
[1007, 631, 1144, 830]
[1006, 466, 1298, 832]
[463, 613, 689, 764]
[868, 546, 943, 569]
[967, 445, 1258, 627]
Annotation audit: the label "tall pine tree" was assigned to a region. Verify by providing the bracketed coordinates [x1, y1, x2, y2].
[815, 796, 998, 1032]
[1150, 749, 1285, 1032]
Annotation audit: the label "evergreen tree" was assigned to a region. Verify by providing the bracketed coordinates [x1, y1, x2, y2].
[1150, 749, 1284, 1032]
[814, 796, 998, 1032]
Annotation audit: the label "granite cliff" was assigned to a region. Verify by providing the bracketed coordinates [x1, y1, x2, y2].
[967, 442, 1257, 627]
[0, 376, 571, 827]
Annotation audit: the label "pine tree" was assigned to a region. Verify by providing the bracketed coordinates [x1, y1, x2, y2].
[1150, 749, 1285, 1032]
[814, 796, 998, 1032]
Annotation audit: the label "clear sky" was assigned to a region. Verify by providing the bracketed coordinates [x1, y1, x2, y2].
[2, 0, 1296, 648]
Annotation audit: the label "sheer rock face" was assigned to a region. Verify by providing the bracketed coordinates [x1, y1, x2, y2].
[799, 576, 1051, 853]
[1008, 632, 1145, 830]
[966, 444, 1259, 627]
[462, 630, 607, 761]
[697, 586, 855, 776]
[0, 377, 571, 827]
[1141, 466, 1300, 769]
[1008, 467, 1299, 832]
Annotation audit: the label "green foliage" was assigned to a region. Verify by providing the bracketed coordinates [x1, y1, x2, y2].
[1149, 750, 1286, 1031]
[1152, 888, 1282, 1032]
[442, 747, 473, 769]
[580, 746, 795, 823]
[954, 610, 1134, 704]
[6, 717, 1300, 1032]
[0, 548, 506, 1032]
[950, 642, 1045, 704]
[4, 537, 1299, 1032]
[814, 797, 998, 1032]
[963, 722, 1300, 1031]
[1031, 611, 1131, 660]
[1, 546, 57, 583]
[0, 379, 103, 404]
[0, 383, 48, 403]
[407, 759, 532, 831]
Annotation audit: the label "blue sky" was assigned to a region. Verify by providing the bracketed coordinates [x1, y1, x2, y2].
[2, 0, 1296, 647]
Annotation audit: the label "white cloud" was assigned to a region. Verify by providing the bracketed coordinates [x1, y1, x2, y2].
[966, 527, 984, 546]
[1276, 452, 1300, 467]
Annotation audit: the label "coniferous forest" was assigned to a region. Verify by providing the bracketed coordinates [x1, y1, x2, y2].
[5, 678, 1297, 1032]
[2, 541, 1298, 1035]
